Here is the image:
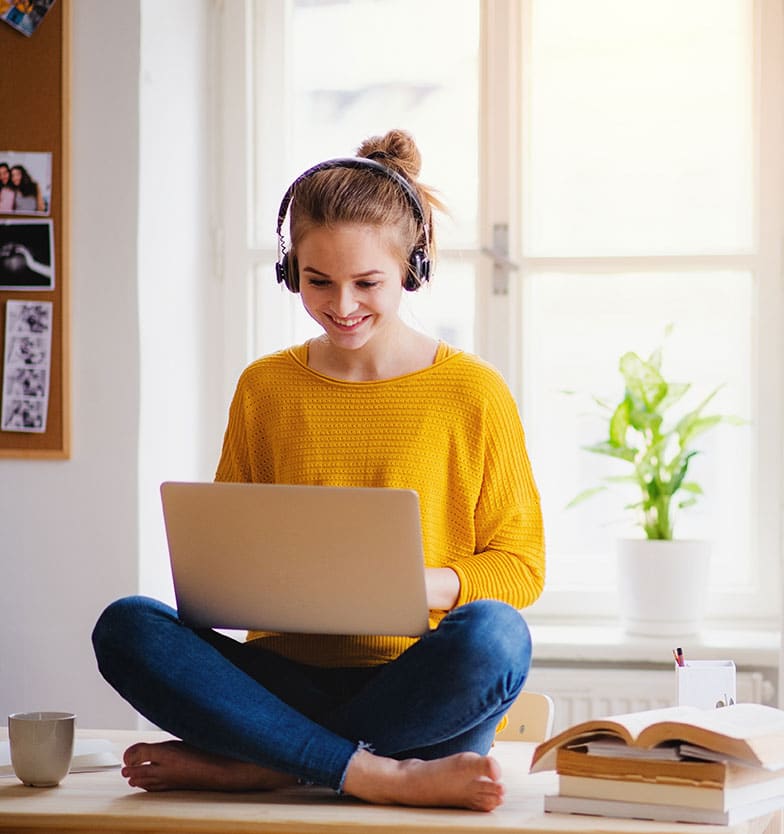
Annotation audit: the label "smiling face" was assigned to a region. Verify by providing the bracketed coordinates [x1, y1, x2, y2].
[10, 167, 22, 187]
[0, 165, 8, 185]
[296, 223, 405, 352]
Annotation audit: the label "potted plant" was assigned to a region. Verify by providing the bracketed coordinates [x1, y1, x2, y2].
[570, 334, 744, 635]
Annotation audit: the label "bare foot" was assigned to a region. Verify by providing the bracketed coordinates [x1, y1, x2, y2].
[122, 740, 297, 793]
[342, 749, 504, 812]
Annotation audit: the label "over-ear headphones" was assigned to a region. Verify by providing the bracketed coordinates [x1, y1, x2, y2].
[275, 157, 431, 293]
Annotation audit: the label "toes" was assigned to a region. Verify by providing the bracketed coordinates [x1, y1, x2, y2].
[122, 764, 147, 782]
[480, 754, 502, 781]
[472, 784, 504, 812]
[128, 774, 163, 791]
[123, 743, 152, 766]
[124, 764, 165, 792]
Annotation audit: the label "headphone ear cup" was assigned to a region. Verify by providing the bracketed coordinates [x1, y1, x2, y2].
[288, 255, 300, 292]
[405, 248, 430, 291]
[276, 253, 300, 292]
[275, 256, 288, 288]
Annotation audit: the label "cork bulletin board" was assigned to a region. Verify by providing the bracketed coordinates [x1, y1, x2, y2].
[0, 0, 70, 457]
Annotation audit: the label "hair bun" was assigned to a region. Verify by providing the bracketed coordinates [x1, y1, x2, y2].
[357, 129, 421, 180]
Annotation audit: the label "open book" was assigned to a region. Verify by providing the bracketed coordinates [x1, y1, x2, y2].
[531, 703, 784, 774]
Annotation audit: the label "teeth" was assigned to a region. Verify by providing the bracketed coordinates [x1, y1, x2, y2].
[333, 316, 363, 327]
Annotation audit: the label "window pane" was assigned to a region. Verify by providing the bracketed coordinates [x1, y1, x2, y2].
[400, 257, 476, 350]
[524, 0, 753, 256]
[521, 272, 753, 591]
[252, 260, 320, 358]
[252, 0, 480, 250]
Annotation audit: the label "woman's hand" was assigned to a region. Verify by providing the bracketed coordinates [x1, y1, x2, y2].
[425, 567, 460, 611]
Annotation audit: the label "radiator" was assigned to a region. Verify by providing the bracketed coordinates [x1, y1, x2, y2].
[525, 666, 770, 735]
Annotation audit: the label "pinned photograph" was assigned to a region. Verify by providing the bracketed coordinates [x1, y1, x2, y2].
[0, 151, 52, 215]
[0, 220, 54, 289]
[2, 300, 52, 433]
[1, 0, 57, 37]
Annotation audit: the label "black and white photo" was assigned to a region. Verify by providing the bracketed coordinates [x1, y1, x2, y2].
[0, 220, 54, 289]
[2, 299, 52, 433]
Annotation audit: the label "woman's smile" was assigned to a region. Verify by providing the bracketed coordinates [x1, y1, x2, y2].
[329, 313, 370, 330]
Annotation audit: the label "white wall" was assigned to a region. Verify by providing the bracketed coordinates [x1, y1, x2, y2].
[0, 0, 221, 729]
[0, 1, 141, 728]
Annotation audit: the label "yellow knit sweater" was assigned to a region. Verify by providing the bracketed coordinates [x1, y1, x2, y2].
[215, 341, 545, 667]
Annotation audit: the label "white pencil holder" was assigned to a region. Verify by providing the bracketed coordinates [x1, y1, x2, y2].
[676, 660, 737, 709]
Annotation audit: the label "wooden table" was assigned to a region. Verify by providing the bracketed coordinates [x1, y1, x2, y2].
[1, 729, 782, 834]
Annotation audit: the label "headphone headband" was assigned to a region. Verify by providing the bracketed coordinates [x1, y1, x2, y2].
[275, 157, 431, 293]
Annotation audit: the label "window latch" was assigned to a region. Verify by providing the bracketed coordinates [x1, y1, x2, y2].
[480, 223, 518, 295]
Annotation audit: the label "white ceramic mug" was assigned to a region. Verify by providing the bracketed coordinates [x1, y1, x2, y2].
[8, 711, 75, 787]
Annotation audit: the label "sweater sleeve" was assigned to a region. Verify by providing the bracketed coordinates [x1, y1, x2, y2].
[214, 372, 252, 483]
[450, 372, 545, 609]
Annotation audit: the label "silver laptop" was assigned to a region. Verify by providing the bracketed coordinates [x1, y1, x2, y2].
[160, 481, 430, 636]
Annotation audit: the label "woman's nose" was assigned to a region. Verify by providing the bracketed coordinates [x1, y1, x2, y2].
[333, 285, 358, 316]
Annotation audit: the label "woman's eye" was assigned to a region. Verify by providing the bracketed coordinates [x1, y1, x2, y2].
[356, 281, 379, 289]
[307, 279, 330, 288]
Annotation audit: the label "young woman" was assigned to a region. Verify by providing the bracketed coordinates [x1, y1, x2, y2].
[92, 129, 545, 813]
[10, 165, 45, 213]
[0, 164, 15, 212]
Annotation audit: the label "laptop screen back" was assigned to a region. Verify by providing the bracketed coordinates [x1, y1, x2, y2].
[160, 481, 430, 636]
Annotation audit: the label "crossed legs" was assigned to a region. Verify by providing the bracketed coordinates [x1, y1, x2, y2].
[92, 596, 531, 811]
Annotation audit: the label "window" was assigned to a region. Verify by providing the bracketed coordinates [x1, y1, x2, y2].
[218, 0, 784, 627]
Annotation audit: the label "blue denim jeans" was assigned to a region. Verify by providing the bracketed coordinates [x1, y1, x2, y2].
[91, 596, 532, 791]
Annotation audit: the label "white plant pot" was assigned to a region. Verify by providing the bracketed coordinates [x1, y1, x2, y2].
[617, 539, 711, 637]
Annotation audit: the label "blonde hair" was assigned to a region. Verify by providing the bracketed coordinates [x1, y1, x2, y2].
[288, 130, 444, 279]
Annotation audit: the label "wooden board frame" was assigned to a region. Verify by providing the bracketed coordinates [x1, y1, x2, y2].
[0, 0, 70, 458]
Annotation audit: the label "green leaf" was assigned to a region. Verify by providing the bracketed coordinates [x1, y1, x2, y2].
[657, 381, 690, 414]
[679, 481, 703, 495]
[604, 474, 639, 485]
[666, 450, 698, 496]
[565, 486, 607, 509]
[609, 400, 630, 446]
[583, 441, 637, 462]
[625, 389, 665, 432]
[619, 352, 667, 409]
[674, 386, 723, 441]
[678, 414, 723, 446]
[591, 395, 617, 412]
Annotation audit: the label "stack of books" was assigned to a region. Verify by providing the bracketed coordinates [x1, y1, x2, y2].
[530, 703, 784, 824]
